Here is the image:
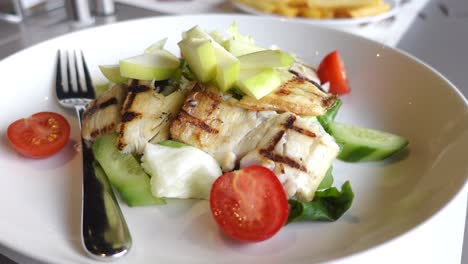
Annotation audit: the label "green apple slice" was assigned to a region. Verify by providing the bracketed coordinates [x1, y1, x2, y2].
[94, 82, 110, 97]
[223, 39, 264, 57]
[99, 64, 129, 84]
[119, 50, 180, 81]
[182, 25, 240, 91]
[236, 68, 281, 99]
[215, 53, 240, 92]
[178, 37, 216, 83]
[144, 37, 168, 54]
[239, 50, 294, 69]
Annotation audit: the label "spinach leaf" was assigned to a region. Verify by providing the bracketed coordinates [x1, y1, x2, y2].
[287, 181, 354, 223]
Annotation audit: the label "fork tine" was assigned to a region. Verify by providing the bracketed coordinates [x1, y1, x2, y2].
[55, 50, 66, 99]
[81, 51, 95, 99]
[74, 50, 83, 94]
[66, 51, 73, 93]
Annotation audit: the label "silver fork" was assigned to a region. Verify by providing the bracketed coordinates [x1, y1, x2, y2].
[55, 50, 132, 260]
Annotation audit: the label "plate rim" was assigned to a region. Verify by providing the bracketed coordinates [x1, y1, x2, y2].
[0, 13, 466, 264]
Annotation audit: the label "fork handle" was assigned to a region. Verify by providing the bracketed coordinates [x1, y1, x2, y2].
[76, 106, 132, 260]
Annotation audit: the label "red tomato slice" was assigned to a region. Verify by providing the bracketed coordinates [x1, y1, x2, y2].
[210, 165, 289, 242]
[317, 50, 350, 95]
[7, 112, 71, 158]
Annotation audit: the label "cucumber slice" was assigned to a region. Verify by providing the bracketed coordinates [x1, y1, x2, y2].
[328, 122, 408, 162]
[317, 98, 342, 133]
[93, 134, 165, 206]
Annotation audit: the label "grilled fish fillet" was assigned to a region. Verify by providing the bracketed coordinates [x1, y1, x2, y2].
[170, 84, 339, 201]
[117, 80, 186, 154]
[233, 73, 337, 116]
[239, 115, 339, 201]
[82, 83, 127, 141]
[170, 83, 271, 171]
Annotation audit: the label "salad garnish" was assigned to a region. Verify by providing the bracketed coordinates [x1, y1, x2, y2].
[4, 22, 408, 243]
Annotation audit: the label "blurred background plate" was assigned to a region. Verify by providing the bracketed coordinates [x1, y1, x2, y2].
[232, 0, 398, 27]
[115, 0, 233, 14]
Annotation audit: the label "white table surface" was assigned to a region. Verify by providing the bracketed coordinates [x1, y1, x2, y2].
[0, 1, 466, 263]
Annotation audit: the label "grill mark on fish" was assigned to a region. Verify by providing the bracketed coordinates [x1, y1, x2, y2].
[264, 130, 285, 151]
[83, 97, 118, 119]
[121, 111, 141, 122]
[90, 123, 116, 138]
[289, 70, 325, 92]
[179, 110, 218, 134]
[259, 114, 307, 172]
[291, 126, 317, 138]
[259, 149, 307, 172]
[123, 85, 150, 112]
[284, 115, 296, 128]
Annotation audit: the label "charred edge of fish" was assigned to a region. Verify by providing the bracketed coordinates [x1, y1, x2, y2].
[291, 126, 317, 138]
[83, 97, 118, 119]
[259, 149, 307, 172]
[276, 87, 292, 96]
[179, 110, 219, 134]
[322, 95, 338, 109]
[289, 70, 325, 92]
[90, 123, 116, 139]
[123, 85, 150, 111]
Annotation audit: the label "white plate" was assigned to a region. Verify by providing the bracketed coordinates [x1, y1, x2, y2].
[233, 0, 398, 26]
[0, 15, 466, 264]
[115, 0, 233, 14]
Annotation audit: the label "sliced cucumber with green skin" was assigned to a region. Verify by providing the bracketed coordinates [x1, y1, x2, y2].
[93, 134, 165, 206]
[317, 98, 342, 133]
[328, 122, 408, 162]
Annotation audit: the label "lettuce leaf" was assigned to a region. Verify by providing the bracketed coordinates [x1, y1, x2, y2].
[317, 98, 342, 133]
[287, 181, 354, 223]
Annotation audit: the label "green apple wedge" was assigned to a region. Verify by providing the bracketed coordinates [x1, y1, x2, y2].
[178, 37, 217, 83]
[119, 49, 180, 81]
[236, 68, 282, 100]
[144, 37, 168, 54]
[238, 50, 294, 69]
[99, 65, 129, 84]
[215, 52, 240, 92]
[223, 39, 264, 57]
[181, 25, 240, 90]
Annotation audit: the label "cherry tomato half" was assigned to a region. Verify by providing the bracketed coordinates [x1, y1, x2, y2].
[7, 112, 70, 158]
[210, 165, 289, 242]
[317, 50, 350, 95]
